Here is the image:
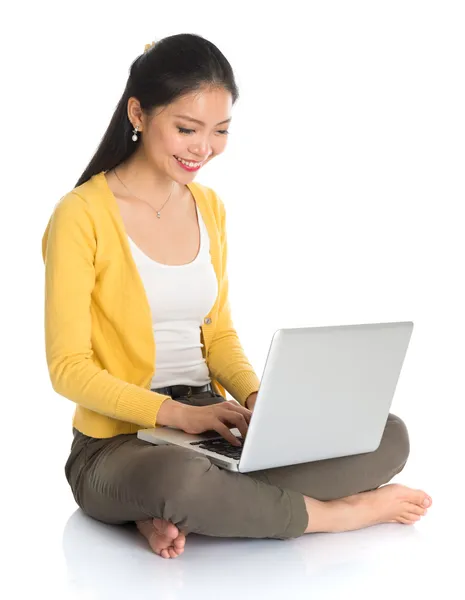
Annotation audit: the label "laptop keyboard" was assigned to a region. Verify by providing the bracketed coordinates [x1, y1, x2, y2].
[190, 436, 244, 460]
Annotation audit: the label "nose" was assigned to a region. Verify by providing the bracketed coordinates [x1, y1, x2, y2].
[190, 142, 213, 160]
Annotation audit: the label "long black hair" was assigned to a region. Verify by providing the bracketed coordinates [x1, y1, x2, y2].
[75, 33, 239, 188]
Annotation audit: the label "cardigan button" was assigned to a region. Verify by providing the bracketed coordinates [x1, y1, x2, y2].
[204, 317, 212, 324]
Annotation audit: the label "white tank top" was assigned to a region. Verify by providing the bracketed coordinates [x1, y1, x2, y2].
[127, 202, 218, 390]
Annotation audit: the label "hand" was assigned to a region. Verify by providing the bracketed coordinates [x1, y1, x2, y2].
[177, 401, 252, 447]
[245, 392, 258, 411]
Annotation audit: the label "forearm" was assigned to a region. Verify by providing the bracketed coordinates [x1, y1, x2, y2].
[48, 356, 172, 428]
[208, 335, 261, 406]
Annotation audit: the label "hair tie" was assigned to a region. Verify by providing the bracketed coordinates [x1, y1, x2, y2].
[144, 41, 156, 53]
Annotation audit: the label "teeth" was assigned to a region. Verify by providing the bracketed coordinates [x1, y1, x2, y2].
[176, 156, 201, 167]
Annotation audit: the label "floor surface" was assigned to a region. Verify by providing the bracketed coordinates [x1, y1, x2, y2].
[6, 403, 460, 599]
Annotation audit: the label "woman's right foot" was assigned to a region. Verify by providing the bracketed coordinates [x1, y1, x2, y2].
[136, 518, 187, 558]
[304, 483, 432, 534]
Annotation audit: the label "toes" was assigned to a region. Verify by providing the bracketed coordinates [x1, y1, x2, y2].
[397, 517, 415, 525]
[398, 515, 421, 525]
[415, 491, 432, 508]
[421, 495, 432, 508]
[406, 503, 427, 516]
[143, 519, 186, 558]
[399, 488, 432, 509]
[408, 514, 422, 521]
[402, 512, 421, 522]
[174, 537, 186, 549]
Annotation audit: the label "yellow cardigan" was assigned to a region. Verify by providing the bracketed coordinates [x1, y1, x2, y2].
[42, 171, 261, 438]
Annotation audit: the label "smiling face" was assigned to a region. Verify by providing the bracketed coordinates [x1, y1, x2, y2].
[128, 86, 233, 180]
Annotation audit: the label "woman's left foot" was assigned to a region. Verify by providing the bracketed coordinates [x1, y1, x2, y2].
[337, 483, 432, 529]
[136, 518, 187, 558]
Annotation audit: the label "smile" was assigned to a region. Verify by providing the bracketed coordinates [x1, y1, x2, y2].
[174, 155, 203, 171]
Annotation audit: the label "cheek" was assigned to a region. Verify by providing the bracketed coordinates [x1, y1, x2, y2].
[165, 136, 228, 158]
[156, 130, 179, 152]
[169, 138, 191, 156]
[213, 138, 228, 154]
[165, 138, 181, 154]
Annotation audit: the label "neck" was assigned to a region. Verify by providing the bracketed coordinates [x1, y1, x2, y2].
[114, 153, 185, 210]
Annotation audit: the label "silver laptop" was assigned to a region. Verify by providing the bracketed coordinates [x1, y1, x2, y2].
[137, 321, 414, 473]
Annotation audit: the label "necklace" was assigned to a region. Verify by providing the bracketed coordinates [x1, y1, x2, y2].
[113, 168, 175, 219]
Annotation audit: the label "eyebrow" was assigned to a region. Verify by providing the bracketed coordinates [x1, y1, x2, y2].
[173, 114, 232, 126]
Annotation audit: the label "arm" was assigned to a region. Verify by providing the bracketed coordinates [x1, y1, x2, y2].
[42, 193, 171, 428]
[206, 199, 261, 407]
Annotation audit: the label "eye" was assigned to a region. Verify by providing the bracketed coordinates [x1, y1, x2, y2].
[177, 127, 230, 135]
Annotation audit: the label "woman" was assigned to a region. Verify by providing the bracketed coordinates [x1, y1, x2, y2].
[42, 33, 432, 559]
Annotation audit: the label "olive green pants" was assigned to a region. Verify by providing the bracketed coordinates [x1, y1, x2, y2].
[64, 390, 410, 540]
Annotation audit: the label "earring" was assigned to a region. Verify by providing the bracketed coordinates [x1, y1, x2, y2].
[132, 125, 140, 142]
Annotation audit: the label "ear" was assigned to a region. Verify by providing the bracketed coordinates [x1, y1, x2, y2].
[127, 97, 144, 129]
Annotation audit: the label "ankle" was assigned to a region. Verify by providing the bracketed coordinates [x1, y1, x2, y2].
[303, 495, 341, 534]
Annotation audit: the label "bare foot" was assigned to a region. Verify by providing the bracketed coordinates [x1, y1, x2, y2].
[136, 518, 187, 559]
[304, 483, 432, 534]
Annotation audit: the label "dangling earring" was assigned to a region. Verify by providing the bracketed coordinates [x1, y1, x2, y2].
[132, 125, 140, 142]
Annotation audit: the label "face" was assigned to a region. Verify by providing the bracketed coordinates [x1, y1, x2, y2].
[129, 87, 233, 180]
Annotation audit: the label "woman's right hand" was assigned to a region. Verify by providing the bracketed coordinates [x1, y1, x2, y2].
[176, 401, 252, 446]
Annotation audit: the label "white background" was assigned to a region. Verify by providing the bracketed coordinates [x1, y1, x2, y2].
[2, 1, 464, 597]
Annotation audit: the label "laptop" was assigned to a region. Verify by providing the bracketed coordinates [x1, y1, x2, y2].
[137, 321, 414, 473]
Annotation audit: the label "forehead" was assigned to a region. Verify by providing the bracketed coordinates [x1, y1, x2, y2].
[167, 88, 232, 118]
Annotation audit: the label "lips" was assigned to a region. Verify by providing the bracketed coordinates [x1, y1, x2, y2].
[174, 156, 202, 172]
[174, 155, 202, 166]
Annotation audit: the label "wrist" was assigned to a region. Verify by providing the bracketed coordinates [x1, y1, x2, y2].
[156, 398, 186, 428]
[245, 392, 258, 409]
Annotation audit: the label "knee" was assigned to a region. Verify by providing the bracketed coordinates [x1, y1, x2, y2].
[131, 445, 212, 512]
[385, 413, 410, 468]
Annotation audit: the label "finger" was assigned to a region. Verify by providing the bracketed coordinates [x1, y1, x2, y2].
[216, 422, 242, 446]
[225, 412, 249, 440]
[219, 409, 248, 438]
[221, 400, 252, 421]
[222, 402, 253, 424]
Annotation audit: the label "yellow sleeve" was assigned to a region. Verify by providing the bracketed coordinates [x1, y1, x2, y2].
[206, 197, 261, 406]
[42, 192, 171, 427]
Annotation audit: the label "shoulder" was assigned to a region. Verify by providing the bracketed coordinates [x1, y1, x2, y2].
[42, 188, 97, 261]
[47, 172, 109, 225]
[53, 190, 90, 212]
[46, 191, 95, 231]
